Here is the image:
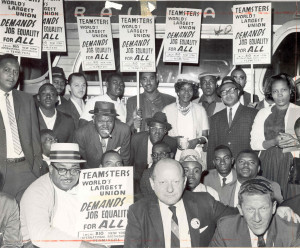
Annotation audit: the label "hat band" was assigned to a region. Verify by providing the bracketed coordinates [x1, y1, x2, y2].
[93, 109, 117, 115]
[50, 150, 81, 161]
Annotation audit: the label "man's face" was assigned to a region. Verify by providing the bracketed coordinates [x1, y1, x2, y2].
[150, 160, 186, 205]
[140, 72, 158, 94]
[41, 133, 57, 156]
[151, 145, 172, 164]
[49, 162, 80, 191]
[107, 75, 125, 98]
[149, 122, 167, 144]
[200, 76, 217, 97]
[38, 85, 58, 110]
[94, 115, 115, 138]
[52, 76, 66, 96]
[213, 149, 233, 177]
[231, 70, 247, 89]
[220, 83, 240, 107]
[182, 161, 202, 191]
[0, 58, 19, 92]
[102, 153, 123, 167]
[238, 194, 276, 236]
[236, 153, 260, 180]
[70, 76, 86, 99]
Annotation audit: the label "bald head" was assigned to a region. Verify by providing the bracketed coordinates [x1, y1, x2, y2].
[151, 158, 184, 179]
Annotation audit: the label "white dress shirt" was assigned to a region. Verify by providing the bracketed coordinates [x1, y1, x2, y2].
[234, 180, 242, 207]
[39, 108, 57, 130]
[0, 89, 24, 158]
[159, 199, 192, 248]
[248, 227, 268, 247]
[147, 137, 153, 164]
[218, 170, 233, 186]
[226, 102, 240, 124]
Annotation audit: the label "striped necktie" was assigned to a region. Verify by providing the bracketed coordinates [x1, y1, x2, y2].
[222, 177, 227, 187]
[257, 235, 266, 247]
[101, 138, 107, 152]
[5, 93, 22, 154]
[169, 205, 180, 248]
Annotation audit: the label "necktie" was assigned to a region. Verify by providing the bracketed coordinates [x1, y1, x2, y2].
[169, 205, 180, 248]
[257, 235, 266, 247]
[101, 138, 107, 152]
[222, 177, 227, 187]
[228, 108, 233, 127]
[5, 93, 22, 154]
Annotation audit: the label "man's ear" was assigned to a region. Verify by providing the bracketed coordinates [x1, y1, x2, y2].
[37, 95, 40, 102]
[231, 157, 235, 165]
[150, 177, 154, 190]
[272, 201, 277, 215]
[170, 152, 174, 159]
[237, 204, 244, 216]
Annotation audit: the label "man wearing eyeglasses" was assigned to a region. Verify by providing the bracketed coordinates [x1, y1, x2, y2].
[207, 76, 258, 169]
[20, 143, 107, 248]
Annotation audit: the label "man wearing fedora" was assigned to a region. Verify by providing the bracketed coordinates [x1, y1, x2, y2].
[207, 76, 258, 169]
[193, 72, 225, 118]
[130, 111, 177, 197]
[20, 143, 106, 248]
[74, 101, 131, 168]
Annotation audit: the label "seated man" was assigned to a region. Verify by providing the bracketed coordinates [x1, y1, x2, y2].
[220, 150, 283, 207]
[40, 129, 57, 175]
[100, 150, 123, 167]
[180, 149, 219, 201]
[20, 143, 106, 248]
[203, 145, 237, 195]
[210, 178, 300, 247]
[130, 112, 177, 195]
[37, 83, 75, 142]
[75, 101, 130, 168]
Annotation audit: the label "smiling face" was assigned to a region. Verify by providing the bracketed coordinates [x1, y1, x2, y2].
[220, 83, 240, 107]
[182, 161, 202, 191]
[200, 75, 217, 96]
[93, 114, 115, 138]
[238, 194, 276, 236]
[236, 152, 260, 182]
[37, 85, 58, 110]
[140, 72, 158, 94]
[70, 76, 86, 100]
[0, 58, 19, 92]
[107, 75, 125, 98]
[271, 80, 291, 109]
[177, 83, 194, 105]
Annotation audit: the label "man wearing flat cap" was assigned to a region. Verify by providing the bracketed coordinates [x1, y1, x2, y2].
[193, 72, 225, 117]
[74, 101, 131, 168]
[21, 143, 107, 248]
[207, 76, 258, 169]
[130, 111, 177, 196]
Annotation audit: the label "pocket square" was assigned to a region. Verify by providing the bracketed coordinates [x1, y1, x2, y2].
[199, 225, 208, 233]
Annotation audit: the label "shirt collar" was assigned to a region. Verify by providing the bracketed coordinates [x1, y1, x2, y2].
[227, 101, 240, 111]
[218, 170, 233, 181]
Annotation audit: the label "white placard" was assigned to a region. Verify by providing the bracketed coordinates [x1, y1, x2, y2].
[163, 8, 202, 64]
[77, 17, 115, 71]
[42, 0, 66, 52]
[119, 15, 155, 72]
[77, 167, 133, 246]
[0, 0, 43, 59]
[233, 3, 272, 65]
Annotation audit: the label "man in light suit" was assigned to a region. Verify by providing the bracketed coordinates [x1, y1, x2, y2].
[210, 178, 300, 247]
[124, 158, 239, 248]
[0, 54, 42, 202]
[74, 101, 131, 168]
[207, 76, 258, 169]
[204, 145, 237, 195]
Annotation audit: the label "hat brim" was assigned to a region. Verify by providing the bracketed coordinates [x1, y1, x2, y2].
[216, 81, 243, 97]
[46, 75, 66, 80]
[89, 110, 119, 116]
[199, 73, 220, 80]
[145, 118, 172, 131]
[46, 159, 86, 163]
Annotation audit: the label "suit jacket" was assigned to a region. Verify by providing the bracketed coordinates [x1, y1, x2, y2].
[219, 176, 283, 207]
[64, 99, 82, 129]
[242, 91, 259, 106]
[207, 104, 258, 169]
[38, 109, 75, 143]
[74, 120, 131, 168]
[0, 90, 42, 177]
[203, 169, 237, 195]
[124, 190, 238, 248]
[209, 214, 300, 247]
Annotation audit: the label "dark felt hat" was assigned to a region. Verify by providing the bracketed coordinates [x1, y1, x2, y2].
[89, 101, 119, 116]
[145, 112, 172, 131]
[46, 67, 66, 80]
[216, 76, 243, 97]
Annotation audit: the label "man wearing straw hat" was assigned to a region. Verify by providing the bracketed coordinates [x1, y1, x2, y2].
[20, 143, 107, 248]
[75, 101, 131, 168]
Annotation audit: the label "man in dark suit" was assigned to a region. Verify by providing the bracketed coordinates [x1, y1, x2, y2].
[37, 83, 75, 142]
[130, 111, 177, 195]
[207, 76, 258, 169]
[74, 101, 131, 168]
[210, 178, 300, 247]
[0, 54, 42, 202]
[204, 145, 237, 195]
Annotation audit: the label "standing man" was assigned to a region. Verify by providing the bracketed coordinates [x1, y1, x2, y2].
[75, 101, 131, 168]
[80, 73, 126, 126]
[0, 54, 42, 202]
[193, 72, 225, 117]
[207, 76, 258, 169]
[126, 71, 175, 132]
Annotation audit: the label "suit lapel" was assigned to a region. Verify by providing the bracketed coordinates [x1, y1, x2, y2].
[149, 199, 165, 245]
[221, 108, 230, 129]
[266, 218, 277, 247]
[53, 110, 61, 131]
[12, 90, 20, 121]
[37, 110, 47, 130]
[230, 104, 243, 129]
[237, 217, 252, 246]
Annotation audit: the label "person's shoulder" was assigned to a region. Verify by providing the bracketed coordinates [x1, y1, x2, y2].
[129, 195, 155, 211]
[240, 104, 259, 114]
[191, 102, 206, 111]
[163, 102, 176, 111]
[0, 192, 16, 204]
[273, 214, 300, 231]
[22, 174, 52, 196]
[115, 120, 131, 132]
[13, 89, 33, 100]
[127, 95, 137, 104]
[159, 92, 176, 100]
[57, 110, 74, 121]
[211, 108, 226, 120]
[216, 214, 241, 228]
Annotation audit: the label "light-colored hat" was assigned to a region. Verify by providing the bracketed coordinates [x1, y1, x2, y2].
[198, 71, 221, 80]
[46, 143, 86, 163]
[176, 74, 200, 85]
[179, 149, 203, 166]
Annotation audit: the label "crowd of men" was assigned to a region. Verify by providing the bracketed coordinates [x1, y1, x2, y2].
[1, 52, 300, 247]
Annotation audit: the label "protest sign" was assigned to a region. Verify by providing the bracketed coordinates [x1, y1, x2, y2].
[77, 17, 115, 71]
[0, 0, 43, 59]
[163, 8, 202, 64]
[77, 167, 133, 245]
[43, 0, 66, 52]
[119, 15, 155, 72]
[233, 2, 272, 65]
